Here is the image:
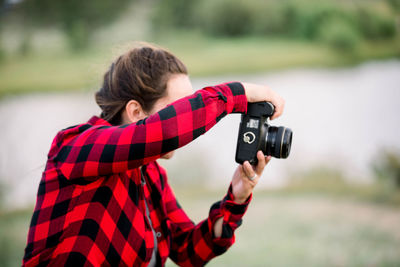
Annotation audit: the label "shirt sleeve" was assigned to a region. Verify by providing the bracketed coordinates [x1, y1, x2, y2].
[164, 180, 251, 267]
[53, 82, 247, 180]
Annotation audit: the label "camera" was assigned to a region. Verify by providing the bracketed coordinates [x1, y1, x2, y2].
[235, 102, 293, 164]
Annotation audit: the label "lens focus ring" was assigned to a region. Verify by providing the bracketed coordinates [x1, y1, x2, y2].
[265, 126, 292, 158]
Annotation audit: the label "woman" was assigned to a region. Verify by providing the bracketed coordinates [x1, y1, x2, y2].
[23, 43, 284, 266]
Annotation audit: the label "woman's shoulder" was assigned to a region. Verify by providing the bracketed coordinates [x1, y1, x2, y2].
[48, 116, 109, 157]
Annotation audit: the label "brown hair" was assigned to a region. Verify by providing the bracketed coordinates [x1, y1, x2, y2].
[95, 43, 188, 125]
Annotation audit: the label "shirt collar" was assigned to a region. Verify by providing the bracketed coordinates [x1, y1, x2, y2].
[88, 116, 112, 126]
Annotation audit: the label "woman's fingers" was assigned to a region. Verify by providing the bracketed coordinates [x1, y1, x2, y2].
[242, 152, 273, 184]
[242, 161, 256, 181]
[242, 82, 285, 120]
[255, 151, 272, 174]
[255, 151, 266, 174]
[270, 95, 285, 120]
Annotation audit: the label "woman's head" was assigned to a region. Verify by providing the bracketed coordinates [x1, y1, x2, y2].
[95, 43, 189, 125]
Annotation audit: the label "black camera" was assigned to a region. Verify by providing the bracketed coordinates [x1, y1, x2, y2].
[235, 102, 293, 164]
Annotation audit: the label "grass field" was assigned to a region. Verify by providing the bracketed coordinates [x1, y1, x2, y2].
[0, 208, 32, 267]
[3, 188, 399, 267]
[203, 194, 400, 267]
[1, 34, 399, 98]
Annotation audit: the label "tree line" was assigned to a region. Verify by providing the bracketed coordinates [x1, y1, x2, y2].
[0, 0, 399, 54]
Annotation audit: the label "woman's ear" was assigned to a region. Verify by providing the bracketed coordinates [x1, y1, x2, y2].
[122, 100, 147, 124]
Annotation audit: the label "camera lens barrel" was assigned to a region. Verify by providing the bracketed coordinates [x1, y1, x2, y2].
[265, 126, 292, 158]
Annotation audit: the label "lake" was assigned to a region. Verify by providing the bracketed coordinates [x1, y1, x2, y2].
[1, 60, 399, 208]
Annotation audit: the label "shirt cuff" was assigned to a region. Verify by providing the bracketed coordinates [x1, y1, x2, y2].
[220, 183, 252, 229]
[224, 82, 248, 114]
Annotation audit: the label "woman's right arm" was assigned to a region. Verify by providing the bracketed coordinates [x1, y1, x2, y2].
[53, 82, 284, 180]
[53, 82, 247, 180]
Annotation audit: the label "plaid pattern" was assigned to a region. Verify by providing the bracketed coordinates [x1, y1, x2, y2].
[23, 82, 250, 267]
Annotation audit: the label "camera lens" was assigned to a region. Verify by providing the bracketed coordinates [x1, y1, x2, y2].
[265, 126, 292, 158]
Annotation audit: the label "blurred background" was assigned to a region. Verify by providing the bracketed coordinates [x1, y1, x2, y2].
[1, 0, 400, 266]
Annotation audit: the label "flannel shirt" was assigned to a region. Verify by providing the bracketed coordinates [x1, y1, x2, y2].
[23, 82, 251, 267]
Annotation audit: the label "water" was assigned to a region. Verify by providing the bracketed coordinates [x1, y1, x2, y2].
[1, 60, 399, 208]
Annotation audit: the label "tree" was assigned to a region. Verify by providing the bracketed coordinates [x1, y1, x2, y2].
[373, 150, 400, 190]
[0, 0, 8, 61]
[18, 0, 133, 51]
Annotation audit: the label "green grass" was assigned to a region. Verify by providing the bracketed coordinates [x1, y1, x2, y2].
[166, 188, 400, 267]
[160, 35, 400, 76]
[0, 208, 32, 267]
[280, 167, 400, 206]
[1, 33, 399, 98]
[0, 49, 108, 96]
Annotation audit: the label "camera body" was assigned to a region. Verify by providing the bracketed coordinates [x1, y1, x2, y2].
[235, 102, 292, 164]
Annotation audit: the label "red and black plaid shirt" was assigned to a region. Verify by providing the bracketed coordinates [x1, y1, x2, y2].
[23, 82, 251, 266]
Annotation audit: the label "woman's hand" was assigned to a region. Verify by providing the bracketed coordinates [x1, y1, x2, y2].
[214, 151, 272, 237]
[231, 151, 272, 204]
[242, 82, 285, 120]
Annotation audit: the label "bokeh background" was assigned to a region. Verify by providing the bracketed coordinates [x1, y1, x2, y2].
[1, 0, 400, 266]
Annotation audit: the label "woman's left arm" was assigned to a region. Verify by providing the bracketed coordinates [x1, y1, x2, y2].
[164, 176, 252, 266]
[214, 151, 271, 237]
[164, 151, 271, 266]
